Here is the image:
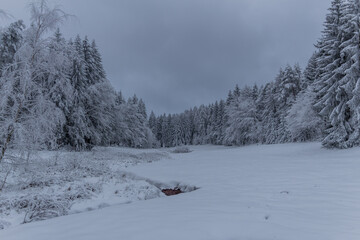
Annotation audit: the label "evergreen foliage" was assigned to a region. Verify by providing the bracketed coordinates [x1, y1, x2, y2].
[149, 0, 360, 149]
[3, 0, 360, 151]
[0, 1, 155, 152]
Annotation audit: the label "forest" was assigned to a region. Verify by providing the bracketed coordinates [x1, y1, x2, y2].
[0, 0, 359, 155]
[0, 1, 360, 239]
[146, 0, 360, 149]
[0, 2, 156, 159]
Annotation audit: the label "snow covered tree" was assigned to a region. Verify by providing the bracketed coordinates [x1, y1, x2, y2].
[193, 105, 210, 144]
[277, 65, 302, 105]
[224, 86, 260, 146]
[0, 0, 70, 162]
[286, 86, 324, 142]
[148, 111, 157, 134]
[226, 90, 233, 106]
[146, 0, 360, 150]
[115, 91, 125, 105]
[138, 99, 147, 119]
[90, 40, 106, 82]
[171, 115, 183, 146]
[303, 52, 319, 89]
[311, 0, 360, 148]
[85, 81, 115, 146]
[61, 34, 116, 149]
[0, 20, 25, 74]
[112, 93, 155, 148]
[62, 35, 90, 149]
[333, 0, 360, 148]
[313, 0, 348, 148]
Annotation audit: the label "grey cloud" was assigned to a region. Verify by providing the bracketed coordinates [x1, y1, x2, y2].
[1, 0, 331, 114]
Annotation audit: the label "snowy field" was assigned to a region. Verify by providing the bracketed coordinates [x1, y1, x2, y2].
[1, 143, 360, 240]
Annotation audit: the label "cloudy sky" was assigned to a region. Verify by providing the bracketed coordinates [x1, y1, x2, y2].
[1, 0, 331, 114]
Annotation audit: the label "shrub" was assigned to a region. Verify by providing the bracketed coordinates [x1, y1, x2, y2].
[172, 146, 192, 153]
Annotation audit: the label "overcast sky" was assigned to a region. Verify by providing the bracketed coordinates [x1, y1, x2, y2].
[1, 0, 331, 114]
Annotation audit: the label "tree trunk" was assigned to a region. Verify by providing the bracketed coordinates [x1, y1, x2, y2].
[0, 102, 22, 164]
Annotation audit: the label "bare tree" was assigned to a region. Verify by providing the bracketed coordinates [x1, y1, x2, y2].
[0, 9, 12, 20]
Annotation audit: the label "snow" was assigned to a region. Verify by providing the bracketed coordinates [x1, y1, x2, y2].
[1, 143, 360, 239]
[0, 147, 171, 228]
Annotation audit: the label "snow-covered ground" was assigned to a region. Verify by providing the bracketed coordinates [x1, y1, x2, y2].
[0, 147, 173, 229]
[1, 143, 360, 240]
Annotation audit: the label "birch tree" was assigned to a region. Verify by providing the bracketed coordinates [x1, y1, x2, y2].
[0, 0, 70, 163]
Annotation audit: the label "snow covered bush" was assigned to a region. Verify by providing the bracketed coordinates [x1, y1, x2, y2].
[0, 147, 170, 229]
[172, 146, 192, 153]
[286, 87, 324, 142]
[21, 195, 70, 223]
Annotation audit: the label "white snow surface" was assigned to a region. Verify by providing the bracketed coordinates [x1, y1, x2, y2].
[1, 143, 360, 240]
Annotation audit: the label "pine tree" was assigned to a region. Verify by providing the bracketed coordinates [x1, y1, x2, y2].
[113, 96, 155, 148]
[271, 68, 294, 143]
[156, 115, 164, 147]
[0, 20, 25, 74]
[314, 0, 346, 147]
[90, 40, 106, 82]
[64, 36, 90, 149]
[277, 65, 301, 105]
[303, 52, 319, 89]
[209, 102, 219, 144]
[313, 0, 360, 148]
[115, 91, 125, 105]
[260, 82, 281, 144]
[0, 0, 70, 162]
[233, 84, 241, 98]
[149, 111, 157, 133]
[217, 99, 226, 144]
[138, 99, 147, 119]
[172, 115, 182, 146]
[226, 90, 233, 106]
[224, 86, 259, 146]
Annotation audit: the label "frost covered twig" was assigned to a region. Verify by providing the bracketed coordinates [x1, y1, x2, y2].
[0, 167, 12, 191]
[0, 0, 71, 167]
[0, 9, 13, 20]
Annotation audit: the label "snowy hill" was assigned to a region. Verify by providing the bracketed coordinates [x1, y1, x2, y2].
[1, 143, 360, 240]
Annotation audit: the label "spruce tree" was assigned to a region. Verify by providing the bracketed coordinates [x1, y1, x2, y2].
[314, 0, 345, 147]
[0, 20, 25, 74]
[303, 52, 319, 89]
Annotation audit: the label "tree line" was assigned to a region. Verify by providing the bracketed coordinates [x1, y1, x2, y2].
[0, 1, 155, 158]
[149, 0, 360, 149]
[1, 0, 360, 153]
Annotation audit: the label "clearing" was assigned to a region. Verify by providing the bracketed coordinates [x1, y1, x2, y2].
[0, 143, 359, 240]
